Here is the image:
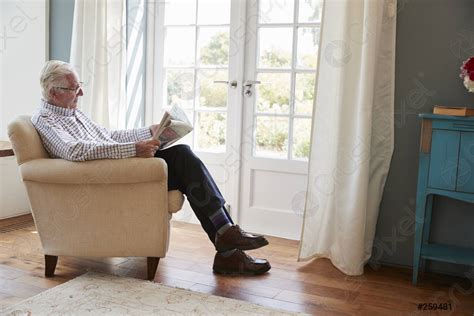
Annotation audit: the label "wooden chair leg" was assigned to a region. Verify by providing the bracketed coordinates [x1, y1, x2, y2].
[45, 255, 58, 277]
[147, 257, 160, 281]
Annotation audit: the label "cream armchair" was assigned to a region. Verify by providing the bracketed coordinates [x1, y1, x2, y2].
[7, 116, 184, 280]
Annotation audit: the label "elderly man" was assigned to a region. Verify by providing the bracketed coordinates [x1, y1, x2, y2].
[32, 60, 270, 275]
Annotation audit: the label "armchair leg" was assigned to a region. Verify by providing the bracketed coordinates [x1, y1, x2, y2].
[147, 257, 160, 281]
[45, 255, 58, 277]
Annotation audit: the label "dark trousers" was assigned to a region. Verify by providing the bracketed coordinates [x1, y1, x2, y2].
[154, 144, 233, 244]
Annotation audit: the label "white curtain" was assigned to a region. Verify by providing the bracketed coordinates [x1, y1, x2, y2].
[298, 0, 397, 275]
[70, 0, 126, 129]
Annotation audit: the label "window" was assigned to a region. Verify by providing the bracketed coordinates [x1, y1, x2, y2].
[253, 0, 322, 160]
[160, 0, 232, 153]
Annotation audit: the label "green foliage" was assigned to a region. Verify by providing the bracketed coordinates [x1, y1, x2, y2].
[295, 74, 315, 115]
[167, 70, 194, 107]
[255, 117, 288, 154]
[260, 50, 291, 68]
[198, 112, 226, 150]
[301, 54, 318, 69]
[200, 84, 227, 108]
[198, 32, 228, 108]
[258, 73, 290, 113]
[200, 32, 229, 65]
[304, 0, 323, 23]
[199, 70, 227, 108]
[294, 140, 310, 159]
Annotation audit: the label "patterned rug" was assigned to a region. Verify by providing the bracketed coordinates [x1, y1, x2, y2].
[0, 272, 302, 315]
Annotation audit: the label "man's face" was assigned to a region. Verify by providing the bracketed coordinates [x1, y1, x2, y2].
[50, 73, 83, 109]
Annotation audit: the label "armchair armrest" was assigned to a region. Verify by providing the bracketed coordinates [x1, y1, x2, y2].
[20, 157, 167, 184]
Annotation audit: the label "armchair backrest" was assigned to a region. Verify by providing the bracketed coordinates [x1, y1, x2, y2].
[7, 115, 49, 165]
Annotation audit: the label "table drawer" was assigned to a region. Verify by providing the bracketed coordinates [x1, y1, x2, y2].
[432, 120, 474, 132]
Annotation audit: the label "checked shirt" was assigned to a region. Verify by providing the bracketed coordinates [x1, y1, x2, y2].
[31, 100, 152, 161]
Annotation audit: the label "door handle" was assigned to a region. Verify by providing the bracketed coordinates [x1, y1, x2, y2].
[243, 80, 261, 97]
[213, 80, 238, 89]
[244, 80, 261, 87]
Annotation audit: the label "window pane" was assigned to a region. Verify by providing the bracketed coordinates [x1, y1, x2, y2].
[258, 28, 293, 69]
[297, 27, 320, 69]
[180, 109, 195, 146]
[292, 118, 311, 160]
[198, 0, 231, 25]
[196, 112, 226, 152]
[259, 0, 294, 24]
[164, 0, 196, 25]
[164, 27, 195, 66]
[164, 69, 195, 108]
[198, 27, 229, 66]
[197, 69, 228, 108]
[295, 73, 315, 115]
[255, 116, 289, 158]
[256, 73, 291, 114]
[298, 0, 323, 23]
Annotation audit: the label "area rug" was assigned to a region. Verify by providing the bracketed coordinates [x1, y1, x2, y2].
[0, 272, 301, 315]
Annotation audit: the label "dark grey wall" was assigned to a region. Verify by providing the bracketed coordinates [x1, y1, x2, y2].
[49, 0, 474, 277]
[49, 0, 74, 61]
[375, 0, 474, 277]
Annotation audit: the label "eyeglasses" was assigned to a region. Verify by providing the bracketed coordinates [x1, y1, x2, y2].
[54, 82, 83, 94]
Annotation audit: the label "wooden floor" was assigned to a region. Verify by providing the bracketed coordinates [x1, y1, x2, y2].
[0, 215, 473, 315]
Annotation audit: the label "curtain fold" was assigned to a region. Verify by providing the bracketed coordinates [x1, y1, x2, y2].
[298, 0, 397, 275]
[70, 0, 126, 129]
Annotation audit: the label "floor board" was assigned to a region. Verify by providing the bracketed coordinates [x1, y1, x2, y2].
[0, 215, 473, 315]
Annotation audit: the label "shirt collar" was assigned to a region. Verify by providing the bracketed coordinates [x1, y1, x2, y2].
[40, 99, 76, 117]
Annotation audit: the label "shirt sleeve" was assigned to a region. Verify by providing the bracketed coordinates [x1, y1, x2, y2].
[110, 127, 152, 143]
[35, 117, 137, 161]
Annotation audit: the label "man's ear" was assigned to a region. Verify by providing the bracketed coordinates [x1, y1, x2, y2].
[48, 88, 57, 102]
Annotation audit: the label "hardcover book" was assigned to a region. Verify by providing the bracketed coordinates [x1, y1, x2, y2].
[433, 106, 474, 117]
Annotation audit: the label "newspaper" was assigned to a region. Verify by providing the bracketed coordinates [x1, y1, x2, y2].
[152, 105, 193, 150]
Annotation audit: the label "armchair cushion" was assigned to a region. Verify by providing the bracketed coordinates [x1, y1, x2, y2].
[21, 157, 167, 184]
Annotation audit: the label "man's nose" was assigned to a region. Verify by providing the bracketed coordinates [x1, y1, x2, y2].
[77, 87, 83, 96]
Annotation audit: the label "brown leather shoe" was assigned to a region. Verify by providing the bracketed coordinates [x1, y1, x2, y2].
[213, 249, 271, 275]
[215, 225, 269, 252]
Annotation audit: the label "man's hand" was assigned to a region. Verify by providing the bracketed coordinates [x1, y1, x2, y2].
[135, 139, 161, 158]
[150, 124, 160, 137]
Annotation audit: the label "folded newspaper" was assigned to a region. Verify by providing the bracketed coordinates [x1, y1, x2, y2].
[153, 105, 193, 149]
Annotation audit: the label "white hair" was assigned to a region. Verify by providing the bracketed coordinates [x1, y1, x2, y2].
[40, 60, 78, 100]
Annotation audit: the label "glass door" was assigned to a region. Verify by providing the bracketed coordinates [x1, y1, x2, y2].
[151, 0, 322, 238]
[157, 0, 232, 152]
[152, 0, 246, 222]
[238, 0, 322, 239]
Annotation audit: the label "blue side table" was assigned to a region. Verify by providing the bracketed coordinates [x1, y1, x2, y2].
[413, 113, 474, 285]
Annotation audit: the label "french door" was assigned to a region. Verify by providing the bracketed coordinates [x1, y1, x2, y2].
[150, 0, 322, 239]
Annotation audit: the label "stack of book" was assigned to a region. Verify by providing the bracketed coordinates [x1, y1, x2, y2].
[433, 106, 474, 117]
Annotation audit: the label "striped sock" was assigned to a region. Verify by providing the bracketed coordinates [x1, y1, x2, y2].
[209, 207, 232, 235]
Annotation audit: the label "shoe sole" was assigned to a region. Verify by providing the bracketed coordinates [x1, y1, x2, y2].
[212, 264, 271, 276]
[216, 238, 269, 252]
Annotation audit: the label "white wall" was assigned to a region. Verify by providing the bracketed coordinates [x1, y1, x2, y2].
[0, 0, 48, 219]
[1, 0, 48, 137]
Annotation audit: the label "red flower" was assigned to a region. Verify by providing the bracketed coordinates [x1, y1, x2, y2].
[460, 56, 474, 81]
